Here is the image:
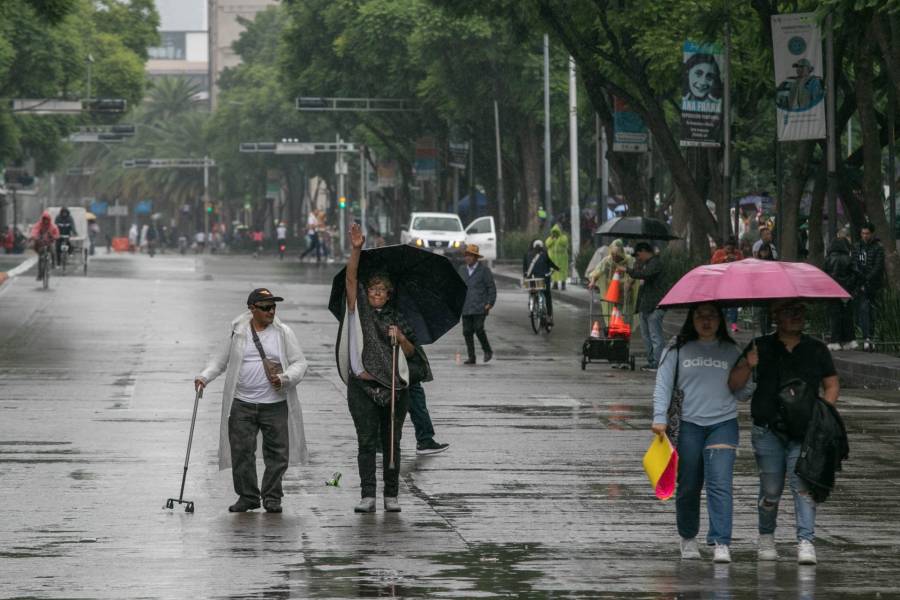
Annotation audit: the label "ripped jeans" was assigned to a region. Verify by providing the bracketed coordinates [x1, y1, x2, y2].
[752, 424, 816, 542]
[676, 419, 738, 546]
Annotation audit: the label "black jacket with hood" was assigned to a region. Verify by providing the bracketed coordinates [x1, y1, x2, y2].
[823, 238, 858, 294]
[795, 398, 849, 503]
[855, 238, 885, 294]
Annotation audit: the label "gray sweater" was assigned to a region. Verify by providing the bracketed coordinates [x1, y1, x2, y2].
[652, 339, 749, 427]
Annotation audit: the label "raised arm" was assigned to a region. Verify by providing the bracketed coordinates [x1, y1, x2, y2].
[346, 223, 364, 312]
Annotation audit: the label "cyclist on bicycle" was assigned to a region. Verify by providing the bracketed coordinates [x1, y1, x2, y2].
[54, 206, 77, 267]
[523, 240, 558, 325]
[29, 211, 59, 280]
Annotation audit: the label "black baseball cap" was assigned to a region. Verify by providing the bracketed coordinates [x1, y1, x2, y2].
[247, 288, 284, 305]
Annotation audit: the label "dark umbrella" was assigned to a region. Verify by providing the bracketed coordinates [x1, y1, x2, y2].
[328, 244, 467, 345]
[596, 216, 679, 241]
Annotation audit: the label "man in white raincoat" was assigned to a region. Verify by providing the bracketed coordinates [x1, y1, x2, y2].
[195, 288, 308, 513]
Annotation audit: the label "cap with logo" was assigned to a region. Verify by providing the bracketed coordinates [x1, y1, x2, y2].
[247, 288, 284, 305]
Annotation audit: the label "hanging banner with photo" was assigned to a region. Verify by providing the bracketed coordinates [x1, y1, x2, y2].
[612, 96, 649, 153]
[679, 41, 723, 148]
[772, 13, 825, 141]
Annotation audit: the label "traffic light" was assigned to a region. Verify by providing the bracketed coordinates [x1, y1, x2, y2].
[83, 98, 127, 113]
[206, 203, 213, 214]
[339, 196, 346, 209]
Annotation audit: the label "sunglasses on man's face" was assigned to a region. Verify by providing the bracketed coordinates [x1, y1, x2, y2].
[254, 304, 276, 312]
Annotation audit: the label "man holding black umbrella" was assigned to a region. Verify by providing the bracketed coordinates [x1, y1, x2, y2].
[459, 244, 497, 365]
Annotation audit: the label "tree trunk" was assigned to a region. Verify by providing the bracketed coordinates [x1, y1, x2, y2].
[856, 28, 900, 287]
[780, 141, 813, 261]
[518, 122, 542, 233]
[807, 164, 827, 267]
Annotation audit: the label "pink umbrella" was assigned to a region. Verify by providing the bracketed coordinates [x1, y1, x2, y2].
[658, 258, 851, 308]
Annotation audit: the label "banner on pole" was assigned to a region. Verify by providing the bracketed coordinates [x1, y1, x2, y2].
[414, 137, 437, 180]
[448, 142, 469, 169]
[612, 96, 649, 153]
[679, 41, 723, 148]
[772, 13, 825, 141]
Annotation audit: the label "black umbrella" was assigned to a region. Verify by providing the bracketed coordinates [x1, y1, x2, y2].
[596, 216, 679, 241]
[328, 244, 467, 345]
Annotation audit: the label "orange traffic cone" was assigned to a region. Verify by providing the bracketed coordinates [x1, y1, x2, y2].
[608, 307, 625, 334]
[590, 320, 602, 338]
[604, 270, 623, 304]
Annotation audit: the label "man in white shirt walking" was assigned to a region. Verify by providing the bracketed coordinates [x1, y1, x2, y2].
[195, 288, 309, 513]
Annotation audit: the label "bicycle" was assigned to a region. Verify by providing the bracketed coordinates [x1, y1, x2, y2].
[58, 235, 70, 274]
[523, 277, 552, 334]
[37, 244, 52, 289]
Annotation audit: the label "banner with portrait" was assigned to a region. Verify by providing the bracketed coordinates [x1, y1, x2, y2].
[679, 41, 723, 148]
[612, 96, 648, 153]
[772, 13, 825, 141]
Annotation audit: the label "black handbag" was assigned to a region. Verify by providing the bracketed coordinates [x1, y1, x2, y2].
[666, 346, 684, 448]
[774, 377, 816, 440]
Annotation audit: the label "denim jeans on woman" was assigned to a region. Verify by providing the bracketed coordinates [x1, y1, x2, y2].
[676, 418, 739, 546]
[752, 424, 817, 542]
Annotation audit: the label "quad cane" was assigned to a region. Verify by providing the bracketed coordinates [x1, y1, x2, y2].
[165, 387, 202, 513]
[388, 329, 398, 471]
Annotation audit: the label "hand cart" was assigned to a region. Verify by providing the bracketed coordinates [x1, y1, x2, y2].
[581, 289, 636, 370]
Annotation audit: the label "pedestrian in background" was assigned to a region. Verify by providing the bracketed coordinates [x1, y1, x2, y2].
[588, 238, 639, 330]
[627, 242, 667, 372]
[195, 288, 309, 513]
[546, 224, 570, 290]
[300, 211, 320, 262]
[652, 302, 747, 563]
[409, 381, 450, 455]
[854, 222, 885, 351]
[459, 244, 497, 365]
[752, 227, 778, 259]
[823, 237, 859, 351]
[755, 242, 776, 334]
[729, 299, 840, 565]
[711, 237, 744, 332]
[336, 223, 416, 513]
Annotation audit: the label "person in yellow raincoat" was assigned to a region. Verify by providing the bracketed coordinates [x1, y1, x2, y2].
[545, 224, 569, 290]
[587, 239, 640, 328]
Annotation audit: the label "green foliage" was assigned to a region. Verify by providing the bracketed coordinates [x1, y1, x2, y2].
[93, 0, 159, 61]
[500, 230, 533, 261]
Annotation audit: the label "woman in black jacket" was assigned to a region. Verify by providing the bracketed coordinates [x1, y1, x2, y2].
[823, 238, 859, 351]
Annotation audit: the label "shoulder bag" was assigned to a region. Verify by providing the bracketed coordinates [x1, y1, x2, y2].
[250, 324, 284, 383]
[665, 346, 683, 448]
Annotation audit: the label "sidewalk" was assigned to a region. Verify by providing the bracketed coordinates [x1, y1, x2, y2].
[492, 261, 900, 390]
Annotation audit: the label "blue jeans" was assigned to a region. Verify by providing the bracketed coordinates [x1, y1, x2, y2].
[640, 309, 665, 368]
[752, 425, 817, 542]
[676, 419, 739, 545]
[407, 382, 435, 443]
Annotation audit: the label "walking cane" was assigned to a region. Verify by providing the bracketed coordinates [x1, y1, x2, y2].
[165, 387, 202, 513]
[389, 329, 398, 471]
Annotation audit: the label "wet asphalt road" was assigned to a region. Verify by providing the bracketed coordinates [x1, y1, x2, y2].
[1, 251, 899, 599]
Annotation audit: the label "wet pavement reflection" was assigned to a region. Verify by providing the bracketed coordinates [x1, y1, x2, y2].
[1, 253, 899, 598]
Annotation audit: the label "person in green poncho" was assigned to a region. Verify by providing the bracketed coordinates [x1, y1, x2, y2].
[587, 239, 640, 326]
[545, 224, 570, 290]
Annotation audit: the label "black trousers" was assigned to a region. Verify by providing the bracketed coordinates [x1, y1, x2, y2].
[228, 399, 289, 505]
[347, 377, 409, 498]
[462, 314, 492, 360]
[828, 299, 855, 344]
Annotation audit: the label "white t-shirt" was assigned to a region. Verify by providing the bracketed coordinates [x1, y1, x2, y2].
[276, 225, 287, 240]
[306, 213, 318, 234]
[235, 325, 286, 404]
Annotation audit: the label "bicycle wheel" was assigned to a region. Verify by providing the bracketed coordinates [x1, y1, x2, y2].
[42, 255, 49, 289]
[539, 296, 551, 333]
[529, 294, 540, 334]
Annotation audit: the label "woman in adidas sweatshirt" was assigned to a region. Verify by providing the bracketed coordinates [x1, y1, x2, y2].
[651, 302, 749, 563]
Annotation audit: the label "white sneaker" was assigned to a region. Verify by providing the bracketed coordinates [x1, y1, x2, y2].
[863, 339, 874, 352]
[826, 342, 841, 351]
[843, 340, 859, 350]
[797, 539, 817, 565]
[713, 543, 731, 563]
[680, 537, 701, 560]
[758, 533, 778, 561]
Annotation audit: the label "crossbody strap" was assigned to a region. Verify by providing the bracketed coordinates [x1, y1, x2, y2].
[249, 323, 269, 362]
[525, 253, 541, 278]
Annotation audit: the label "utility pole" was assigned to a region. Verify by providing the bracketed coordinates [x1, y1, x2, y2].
[493, 100, 504, 256]
[337, 134, 346, 253]
[203, 155, 210, 248]
[568, 57, 580, 275]
[826, 13, 838, 242]
[359, 144, 367, 241]
[543, 34, 553, 228]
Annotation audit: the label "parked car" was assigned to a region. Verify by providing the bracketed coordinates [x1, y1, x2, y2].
[400, 212, 497, 261]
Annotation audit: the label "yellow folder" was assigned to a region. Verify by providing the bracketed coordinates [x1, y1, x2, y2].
[643, 434, 678, 501]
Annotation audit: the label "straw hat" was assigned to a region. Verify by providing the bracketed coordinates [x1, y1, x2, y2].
[463, 243, 483, 259]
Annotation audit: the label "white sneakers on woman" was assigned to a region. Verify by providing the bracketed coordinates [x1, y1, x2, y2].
[713, 544, 731, 563]
[797, 539, 817, 565]
[680, 537, 701, 559]
[757, 534, 778, 561]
